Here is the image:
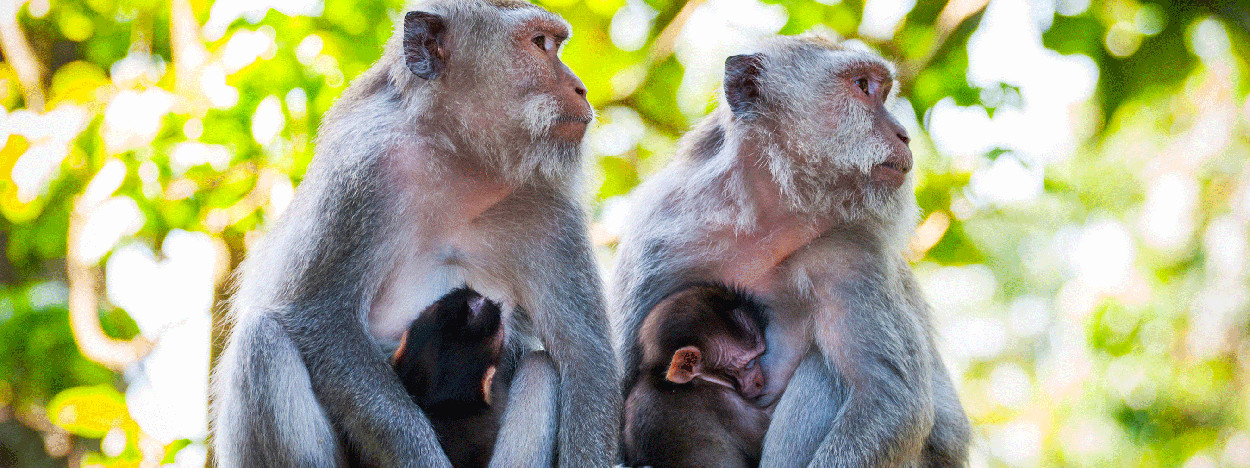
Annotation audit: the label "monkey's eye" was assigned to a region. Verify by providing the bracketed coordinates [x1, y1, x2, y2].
[854, 77, 872, 96]
[532, 34, 554, 52]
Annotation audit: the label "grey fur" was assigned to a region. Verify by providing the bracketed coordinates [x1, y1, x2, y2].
[212, 0, 617, 466]
[759, 351, 842, 467]
[490, 351, 559, 467]
[610, 35, 970, 467]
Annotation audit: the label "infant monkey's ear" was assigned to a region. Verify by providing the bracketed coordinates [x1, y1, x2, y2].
[482, 365, 497, 405]
[665, 346, 703, 384]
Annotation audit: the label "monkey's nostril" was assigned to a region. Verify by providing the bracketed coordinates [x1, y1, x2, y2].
[897, 132, 910, 145]
[574, 86, 586, 97]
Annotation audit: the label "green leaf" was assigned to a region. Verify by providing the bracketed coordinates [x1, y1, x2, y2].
[47, 385, 131, 438]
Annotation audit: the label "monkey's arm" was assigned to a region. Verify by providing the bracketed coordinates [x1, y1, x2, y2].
[496, 194, 621, 466]
[903, 270, 972, 468]
[921, 352, 972, 468]
[610, 237, 693, 396]
[282, 305, 452, 468]
[804, 270, 937, 468]
[269, 176, 451, 468]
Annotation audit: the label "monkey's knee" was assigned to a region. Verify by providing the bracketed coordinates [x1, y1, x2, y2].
[516, 350, 558, 387]
[759, 352, 841, 467]
[507, 351, 559, 411]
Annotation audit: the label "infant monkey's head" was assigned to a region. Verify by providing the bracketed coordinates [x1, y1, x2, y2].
[640, 284, 769, 400]
[391, 287, 504, 414]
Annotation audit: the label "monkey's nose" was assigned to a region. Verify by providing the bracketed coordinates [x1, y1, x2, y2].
[896, 130, 910, 145]
[573, 85, 586, 97]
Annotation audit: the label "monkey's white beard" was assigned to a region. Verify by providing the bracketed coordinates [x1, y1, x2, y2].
[520, 94, 560, 137]
[761, 104, 910, 224]
[446, 93, 582, 187]
[504, 93, 583, 186]
[523, 138, 581, 186]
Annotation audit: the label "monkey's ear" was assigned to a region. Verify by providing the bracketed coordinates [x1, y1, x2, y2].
[724, 54, 764, 118]
[665, 346, 703, 384]
[390, 329, 410, 365]
[404, 11, 447, 80]
[482, 365, 497, 405]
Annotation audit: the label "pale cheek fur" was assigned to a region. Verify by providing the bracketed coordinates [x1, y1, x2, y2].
[519, 93, 559, 137]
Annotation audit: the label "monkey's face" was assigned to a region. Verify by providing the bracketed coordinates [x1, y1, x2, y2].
[725, 38, 915, 219]
[648, 286, 769, 400]
[494, 14, 595, 183]
[400, 5, 592, 183]
[715, 309, 768, 399]
[711, 333, 767, 400]
[826, 59, 912, 189]
[663, 334, 766, 400]
[507, 18, 594, 143]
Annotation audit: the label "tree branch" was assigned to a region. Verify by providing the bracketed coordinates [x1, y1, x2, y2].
[66, 200, 153, 371]
[0, 1, 44, 111]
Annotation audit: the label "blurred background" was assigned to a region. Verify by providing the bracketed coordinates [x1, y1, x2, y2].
[0, 0, 1247, 465]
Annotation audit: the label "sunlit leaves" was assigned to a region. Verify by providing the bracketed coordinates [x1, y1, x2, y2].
[49, 61, 110, 106]
[0, 135, 39, 223]
[775, 0, 859, 36]
[48, 385, 129, 438]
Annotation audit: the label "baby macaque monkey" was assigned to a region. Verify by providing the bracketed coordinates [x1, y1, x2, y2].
[349, 288, 505, 468]
[623, 284, 771, 468]
[393, 288, 504, 468]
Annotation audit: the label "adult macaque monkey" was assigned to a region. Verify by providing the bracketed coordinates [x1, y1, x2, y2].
[611, 35, 970, 467]
[213, 0, 618, 466]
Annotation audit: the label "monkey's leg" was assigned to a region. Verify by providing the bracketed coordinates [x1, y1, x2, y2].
[805, 274, 937, 468]
[214, 314, 341, 466]
[759, 350, 845, 467]
[490, 351, 558, 468]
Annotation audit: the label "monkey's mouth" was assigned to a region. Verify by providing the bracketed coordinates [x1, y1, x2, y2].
[870, 158, 910, 187]
[870, 156, 911, 187]
[553, 115, 592, 125]
[877, 158, 911, 174]
[549, 114, 592, 140]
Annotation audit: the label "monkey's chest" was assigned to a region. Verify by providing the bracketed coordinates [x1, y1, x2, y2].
[705, 223, 832, 295]
[367, 250, 515, 342]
